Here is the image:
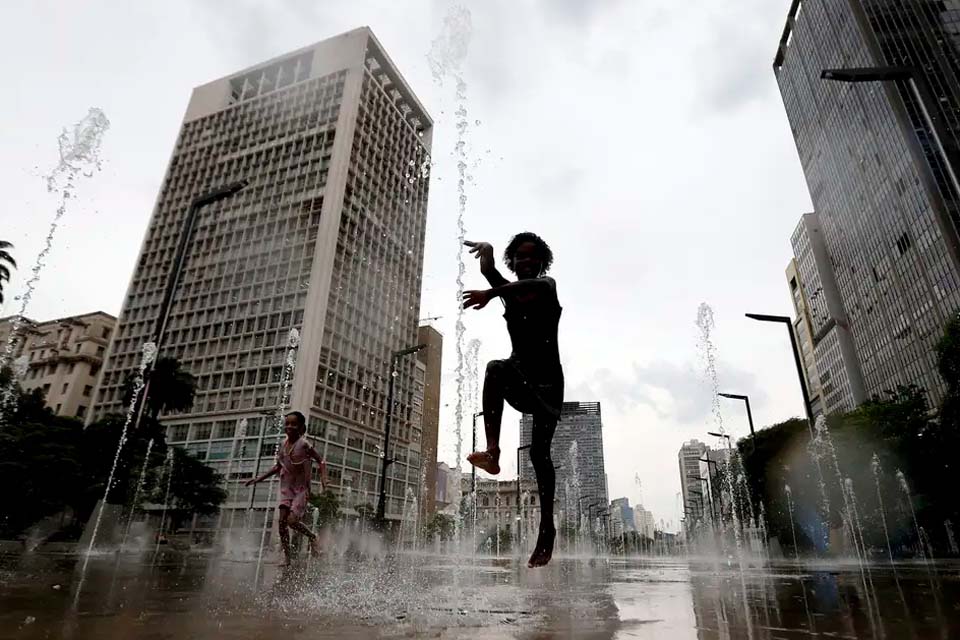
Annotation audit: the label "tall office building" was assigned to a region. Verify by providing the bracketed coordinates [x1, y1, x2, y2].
[775, 1, 960, 405]
[0, 311, 115, 419]
[678, 440, 707, 527]
[789, 213, 867, 414]
[417, 324, 443, 516]
[521, 401, 608, 518]
[91, 28, 432, 530]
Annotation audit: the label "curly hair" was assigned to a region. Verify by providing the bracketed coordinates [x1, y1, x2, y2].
[503, 232, 554, 274]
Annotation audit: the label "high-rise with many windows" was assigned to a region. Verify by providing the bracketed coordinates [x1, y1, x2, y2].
[788, 213, 867, 414]
[91, 28, 432, 533]
[774, 1, 960, 406]
[520, 401, 608, 524]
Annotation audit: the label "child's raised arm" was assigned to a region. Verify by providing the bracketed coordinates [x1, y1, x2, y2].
[245, 463, 280, 486]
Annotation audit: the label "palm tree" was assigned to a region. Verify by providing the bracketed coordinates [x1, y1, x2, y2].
[0, 241, 16, 306]
[122, 357, 197, 419]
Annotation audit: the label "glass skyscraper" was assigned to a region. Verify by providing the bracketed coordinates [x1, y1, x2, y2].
[775, 0, 960, 405]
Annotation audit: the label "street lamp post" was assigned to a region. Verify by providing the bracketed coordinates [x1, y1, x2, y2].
[821, 66, 960, 274]
[132, 180, 248, 433]
[718, 392, 756, 451]
[516, 443, 531, 545]
[376, 343, 428, 524]
[745, 313, 814, 433]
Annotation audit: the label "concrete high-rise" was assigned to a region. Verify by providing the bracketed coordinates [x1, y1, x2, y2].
[678, 440, 707, 527]
[788, 213, 867, 414]
[1, 311, 115, 419]
[91, 28, 432, 530]
[416, 324, 443, 516]
[521, 401, 608, 519]
[775, 1, 960, 405]
[786, 257, 824, 416]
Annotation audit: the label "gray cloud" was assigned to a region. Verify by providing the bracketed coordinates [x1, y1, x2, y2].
[568, 359, 768, 427]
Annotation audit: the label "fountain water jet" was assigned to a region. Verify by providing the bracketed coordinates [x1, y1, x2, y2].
[119, 438, 155, 553]
[0, 108, 109, 420]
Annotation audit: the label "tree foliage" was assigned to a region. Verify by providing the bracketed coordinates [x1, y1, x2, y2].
[0, 364, 224, 539]
[122, 357, 197, 418]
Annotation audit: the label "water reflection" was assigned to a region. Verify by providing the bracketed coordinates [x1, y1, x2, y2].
[1, 552, 958, 638]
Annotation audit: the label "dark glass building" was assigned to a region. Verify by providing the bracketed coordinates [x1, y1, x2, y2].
[774, 0, 960, 404]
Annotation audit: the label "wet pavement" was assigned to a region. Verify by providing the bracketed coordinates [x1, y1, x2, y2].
[1, 551, 958, 639]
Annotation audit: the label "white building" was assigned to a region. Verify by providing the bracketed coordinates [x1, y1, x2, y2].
[91, 28, 433, 534]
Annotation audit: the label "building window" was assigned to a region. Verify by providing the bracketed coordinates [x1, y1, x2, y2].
[42, 384, 50, 395]
[90, 365, 100, 377]
[83, 385, 92, 397]
[61, 383, 69, 395]
[102, 327, 110, 339]
[77, 405, 87, 418]
[96, 346, 104, 357]
[67, 363, 75, 374]
[55, 403, 61, 413]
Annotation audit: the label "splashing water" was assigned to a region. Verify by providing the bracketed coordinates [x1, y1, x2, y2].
[153, 448, 176, 562]
[896, 469, 928, 563]
[0, 108, 109, 421]
[84, 341, 156, 556]
[428, 4, 473, 473]
[256, 328, 301, 581]
[871, 454, 895, 564]
[120, 438, 155, 552]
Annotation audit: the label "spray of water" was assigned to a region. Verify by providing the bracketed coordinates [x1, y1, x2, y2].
[84, 341, 157, 557]
[0, 108, 109, 420]
[871, 454, 895, 564]
[255, 328, 301, 581]
[428, 4, 473, 473]
[153, 448, 176, 561]
[120, 438, 155, 552]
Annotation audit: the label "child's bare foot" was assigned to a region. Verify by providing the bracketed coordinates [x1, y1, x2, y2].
[466, 447, 501, 475]
[527, 525, 556, 568]
[309, 537, 323, 558]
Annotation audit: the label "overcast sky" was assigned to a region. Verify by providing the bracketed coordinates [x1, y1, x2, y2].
[1, 0, 812, 529]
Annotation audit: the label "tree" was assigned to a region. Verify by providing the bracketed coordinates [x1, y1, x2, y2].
[0, 366, 225, 539]
[0, 240, 15, 305]
[308, 490, 341, 526]
[424, 513, 456, 542]
[123, 357, 197, 418]
[161, 447, 227, 531]
[355, 503, 376, 524]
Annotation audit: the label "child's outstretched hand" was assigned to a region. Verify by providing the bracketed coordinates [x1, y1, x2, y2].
[244, 478, 256, 487]
[462, 289, 491, 310]
[465, 241, 495, 271]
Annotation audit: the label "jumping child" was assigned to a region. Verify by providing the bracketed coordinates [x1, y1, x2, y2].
[462, 233, 564, 568]
[246, 411, 328, 566]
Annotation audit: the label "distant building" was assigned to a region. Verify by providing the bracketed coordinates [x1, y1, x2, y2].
[789, 214, 866, 414]
[417, 325, 443, 516]
[786, 258, 824, 417]
[434, 462, 461, 516]
[461, 476, 529, 533]
[634, 506, 655, 540]
[610, 497, 636, 538]
[0, 312, 116, 419]
[521, 401, 607, 524]
[678, 440, 708, 529]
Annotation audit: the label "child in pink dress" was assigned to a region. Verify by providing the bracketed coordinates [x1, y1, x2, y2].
[246, 411, 328, 565]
